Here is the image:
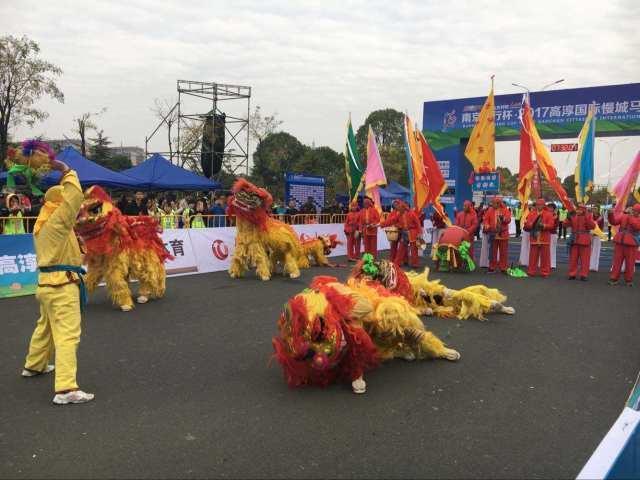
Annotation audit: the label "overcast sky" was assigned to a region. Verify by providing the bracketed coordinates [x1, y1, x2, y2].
[3, 0, 639, 182]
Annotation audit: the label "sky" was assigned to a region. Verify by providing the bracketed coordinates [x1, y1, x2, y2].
[3, 0, 640, 183]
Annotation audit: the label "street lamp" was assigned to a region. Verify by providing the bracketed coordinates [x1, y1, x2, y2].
[599, 138, 629, 207]
[511, 78, 564, 94]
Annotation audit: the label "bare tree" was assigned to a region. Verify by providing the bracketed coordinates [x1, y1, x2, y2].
[178, 118, 204, 172]
[72, 108, 106, 157]
[249, 106, 282, 149]
[151, 98, 179, 161]
[0, 35, 63, 162]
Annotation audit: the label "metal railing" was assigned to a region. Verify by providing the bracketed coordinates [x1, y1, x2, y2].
[0, 213, 356, 234]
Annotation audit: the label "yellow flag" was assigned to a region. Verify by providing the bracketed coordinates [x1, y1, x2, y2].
[464, 83, 495, 173]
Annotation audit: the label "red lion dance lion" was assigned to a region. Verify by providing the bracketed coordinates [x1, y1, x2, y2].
[75, 186, 172, 311]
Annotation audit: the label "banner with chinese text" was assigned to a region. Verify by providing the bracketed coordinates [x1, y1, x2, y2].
[0, 234, 38, 298]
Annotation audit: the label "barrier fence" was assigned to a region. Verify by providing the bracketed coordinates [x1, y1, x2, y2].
[0, 213, 366, 234]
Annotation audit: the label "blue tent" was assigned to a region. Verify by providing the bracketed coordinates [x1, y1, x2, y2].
[122, 153, 220, 191]
[336, 187, 402, 207]
[385, 181, 411, 202]
[40, 146, 143, 189]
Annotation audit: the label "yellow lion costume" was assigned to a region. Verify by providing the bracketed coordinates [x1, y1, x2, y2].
[406, 268, 515, 320]
[272, 275, 460, 394]
[75, 186, 172, 311]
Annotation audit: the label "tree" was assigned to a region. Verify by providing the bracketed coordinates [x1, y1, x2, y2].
[72, 108, 106, 157]
[497, 166, 518, 195]
[108, 154, 132, 171]
[249, 106, 282, 150]
[562, 175, 576, 199]
[0, 35, 64, 164]
[89, 130, 111, 166]
[251, 131, 305, 198]
[151, 98, 178, 161]
[354, 109, 409, 186]
[296, 146, 346, 200]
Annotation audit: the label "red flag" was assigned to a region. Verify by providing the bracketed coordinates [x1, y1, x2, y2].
[418, 130, 449, 223]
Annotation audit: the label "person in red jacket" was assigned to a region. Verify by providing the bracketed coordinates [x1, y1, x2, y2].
[564, 204, 596, 281]
[430, 209, 449, 256]
[395, 201, 421, 268]
[344, 202, 361, 262]
[523, 198, 557, 277]
[608, 203, 640, 286]
[455, 200, 479, 259]
[380, 200, 401, 262]
[359, 196, 380, 258]
[482, 196, 511, 273]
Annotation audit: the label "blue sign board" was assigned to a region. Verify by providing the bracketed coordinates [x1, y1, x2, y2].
[285, 173, 326, 210]
[424, 83, 640, 135]
[473, 172, 501, 192]
[0, 234, 38, 298]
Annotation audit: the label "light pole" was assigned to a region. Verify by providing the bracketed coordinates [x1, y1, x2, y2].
[511, 80, 565, 200]
[599, 138, 629, 206]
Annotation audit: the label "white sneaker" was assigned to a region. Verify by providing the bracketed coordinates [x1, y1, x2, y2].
[351, 376, 366, 394]
[120, 304, 133, 312]
[21, 365, 55, 377]
[136, 295, 148, 304]
[53, 390, 95, 405]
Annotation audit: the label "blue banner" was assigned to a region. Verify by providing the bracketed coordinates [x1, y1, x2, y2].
[0, 234, 38, 298]
[285, 173, 326, 210]
[424, 83, 640, 133]
[473, 172, 501, 192]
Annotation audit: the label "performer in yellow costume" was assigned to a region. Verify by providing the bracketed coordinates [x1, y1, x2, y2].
[21, 151, 94, 405]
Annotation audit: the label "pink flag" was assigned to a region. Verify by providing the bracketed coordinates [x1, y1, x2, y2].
[365, 125, 387, 211]
[612, 151, 640, 215]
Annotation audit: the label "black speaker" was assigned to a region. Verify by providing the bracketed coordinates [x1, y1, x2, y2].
[201, 113, 226, 177]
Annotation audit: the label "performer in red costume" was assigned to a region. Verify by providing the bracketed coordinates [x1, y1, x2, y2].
[455, 200, 479, 259]
[344, 202, 361, 262]
[394, 201, 421, 268]
[430, 208, 448, 256]
[524, 198, 556, 277]
[564, 204, 596, 281]
[482, 196, 511, 273]
[380, 200, 401, 263]
[608, 204, 640, 286]
[359, 196, 380, 258]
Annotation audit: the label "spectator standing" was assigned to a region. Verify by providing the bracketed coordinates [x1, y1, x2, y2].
[3, 194, 26, 234]
[558, 205, 568, 238]
[209, 197, 227, 227]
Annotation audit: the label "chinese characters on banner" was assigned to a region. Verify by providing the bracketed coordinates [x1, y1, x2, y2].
[472, 172, 501, 192]
[0, 234, 38, 298]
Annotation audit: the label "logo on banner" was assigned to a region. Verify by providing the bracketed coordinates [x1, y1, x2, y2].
[299, 233, 313, 242]
[442, 109, 457, 129]
[211, 239, 229, 260]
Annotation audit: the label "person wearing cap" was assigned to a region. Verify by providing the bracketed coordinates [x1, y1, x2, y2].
[590, 205, 604, 272]
[22, 157, 94, 405]
[394, 201, 421, 268]
[455, 200, 479, 259]
[482, 195, 511, 273]
[430, 208, 448, 257]
[3, 193, 26, 234]
[547, 203, 559, 270]
[523, 199, 557, 277]
[564, 204, 596, 280]
[358, 196, 380, 258]
[380, 200, 402, 263]
[344, 202, 362, 262]
[608, 203, 640, 286]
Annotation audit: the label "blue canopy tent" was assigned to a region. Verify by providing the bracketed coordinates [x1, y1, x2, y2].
[122, 153, 220, 191]
[385, 181, 411, 203]
[336, 187, 402, 207]
[40, 147, 143, 189]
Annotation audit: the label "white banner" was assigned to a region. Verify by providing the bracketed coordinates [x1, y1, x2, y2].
[160, 223, 392, 278]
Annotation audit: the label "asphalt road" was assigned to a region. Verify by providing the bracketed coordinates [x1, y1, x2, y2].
[1, 251, 638, 479]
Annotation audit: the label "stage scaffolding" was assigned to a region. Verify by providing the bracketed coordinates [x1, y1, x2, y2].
[145, 80, 251, 177]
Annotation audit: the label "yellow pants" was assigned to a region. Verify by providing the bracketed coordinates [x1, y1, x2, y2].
[24, 283, 82, 392]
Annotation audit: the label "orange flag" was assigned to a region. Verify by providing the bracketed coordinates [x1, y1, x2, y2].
[464, 79, 495, 173]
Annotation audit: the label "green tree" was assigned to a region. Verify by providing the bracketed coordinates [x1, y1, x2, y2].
[73, 108, 106, 158]
[108, 154, 132, 171]
[497, 166, 518, 195]
[0, 35, 64, 164]
[562, 175, 576, 199]
[354, 108, 409, 186]
[296, 146, 346, 200]
[89, 130, 111, 166]
[251, 131, 306, 198]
